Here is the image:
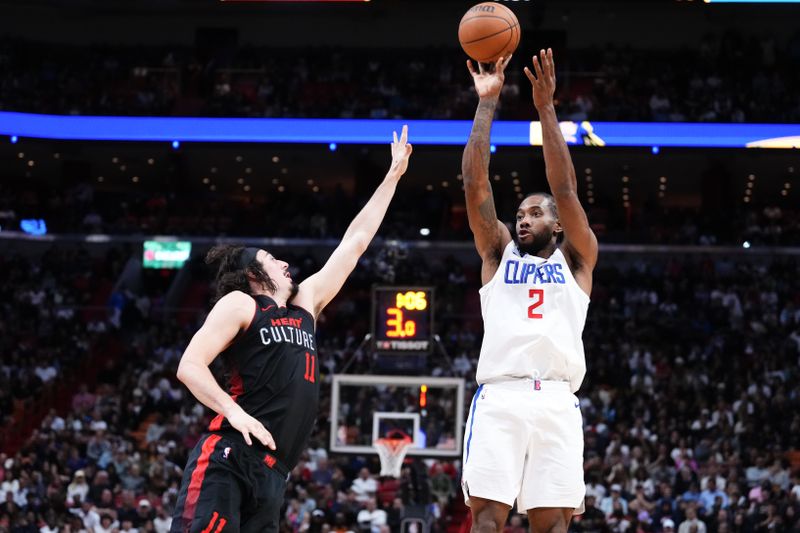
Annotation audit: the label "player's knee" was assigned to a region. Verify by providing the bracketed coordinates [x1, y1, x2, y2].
[529, 513, 568, 533]
[472, 512, 504, 533]
[531, 524, 567, 533]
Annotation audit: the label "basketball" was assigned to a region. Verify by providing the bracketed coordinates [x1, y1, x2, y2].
[458, 2, 520, 64]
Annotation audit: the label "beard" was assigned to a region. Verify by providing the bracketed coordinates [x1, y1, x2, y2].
[516, 229, 555, 257]
[288, 281, 300, 302]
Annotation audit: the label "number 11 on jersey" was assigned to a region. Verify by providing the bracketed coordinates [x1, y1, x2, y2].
[304, 352, 316, 383]
[528, 289, 544, 319]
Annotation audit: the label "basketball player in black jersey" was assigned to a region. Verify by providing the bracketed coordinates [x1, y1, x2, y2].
[170, 126, 413, 533]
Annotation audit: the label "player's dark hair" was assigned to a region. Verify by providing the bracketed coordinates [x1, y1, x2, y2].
[523, 192, 558, 218]
[205, 245, 276, 302]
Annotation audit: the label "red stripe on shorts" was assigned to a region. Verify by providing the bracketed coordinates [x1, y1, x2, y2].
[183, 434, 222, 528]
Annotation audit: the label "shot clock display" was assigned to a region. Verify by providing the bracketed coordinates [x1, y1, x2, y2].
[372, 287, 434, 354]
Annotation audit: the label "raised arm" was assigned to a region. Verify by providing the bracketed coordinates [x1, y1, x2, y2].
[462, 57, 513, 285]
[176, 291, 276, 449]
[524, 49, 598, 291]
[297, 126, 412, 316]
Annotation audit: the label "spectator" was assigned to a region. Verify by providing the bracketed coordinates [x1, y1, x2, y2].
[66, 471, 89, 506]
[600, 483, 629, 517]
[351, 468, 378, 504]
[678, 503, 707, 533]
[575, 494, 606, 532]
[356, 497, 387, 533]
[699, 477, 729, 511]
[70, 498, 101, 531]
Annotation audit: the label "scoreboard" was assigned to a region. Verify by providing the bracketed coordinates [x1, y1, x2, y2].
[372, 287, 434, 354]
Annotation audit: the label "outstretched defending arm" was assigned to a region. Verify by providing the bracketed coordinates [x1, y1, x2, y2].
[462, 57, 513, 285]
[524, 49, 598, 293]
[297, 126, 413, 317]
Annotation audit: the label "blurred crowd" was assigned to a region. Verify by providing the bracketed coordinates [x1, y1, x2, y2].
[1, 30, 799, 122]
[0, 247, 123, 432]
[0, 240, 799, 532]
[2, 180, 799, 247]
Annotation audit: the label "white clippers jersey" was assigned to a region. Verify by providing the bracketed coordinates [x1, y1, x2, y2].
[476, 242, 590, 392]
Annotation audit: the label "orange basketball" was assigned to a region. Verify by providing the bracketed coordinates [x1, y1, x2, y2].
[458, 2, 520, 64]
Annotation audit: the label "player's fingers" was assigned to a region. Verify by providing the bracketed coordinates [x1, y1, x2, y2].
[257, 431, 271, 448]
[466, 59, 477, 77]
[400, 124, 408, 144]
[393, 130, 398, 145]
[261, 429, 276, 450]
[406, 143, 413, 156]
[543, 49, 551, 79]
[532, 55, 543, 80]
[547, 48, 555, 78]
[494, 56, 504, 73]
[241, 430, 252, 446]
[523, 66, 535, 83]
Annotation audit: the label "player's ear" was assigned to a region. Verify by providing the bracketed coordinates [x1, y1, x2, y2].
[553, 221, 563, 236]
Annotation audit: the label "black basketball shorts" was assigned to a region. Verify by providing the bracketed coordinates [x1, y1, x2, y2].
[171, 432, 290, 533]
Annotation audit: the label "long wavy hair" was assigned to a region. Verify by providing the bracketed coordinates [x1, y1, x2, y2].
[205, 245, 277, 303]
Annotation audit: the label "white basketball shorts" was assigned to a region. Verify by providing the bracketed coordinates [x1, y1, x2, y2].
[461, 379, 585, 514]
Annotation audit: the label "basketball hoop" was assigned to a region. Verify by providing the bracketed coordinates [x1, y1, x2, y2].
[373, 431, 413, 478]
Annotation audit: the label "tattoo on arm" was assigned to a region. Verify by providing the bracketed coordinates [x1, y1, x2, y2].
[462, 97, 498, 186]
[478, 196, 496, 227]
[463, 96, 507, 263]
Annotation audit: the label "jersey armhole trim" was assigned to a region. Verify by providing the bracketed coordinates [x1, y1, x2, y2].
[243, 299, 258, 333]
[289, 303, 315, 323]
[479, 241, 513, 293]
[557, 246, 593, 302]
[231, 297, 258, 343]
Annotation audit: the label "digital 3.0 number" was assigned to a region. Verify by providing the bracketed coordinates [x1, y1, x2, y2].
[386, 291, 427, 338]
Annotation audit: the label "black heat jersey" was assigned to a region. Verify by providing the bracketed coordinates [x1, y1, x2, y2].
[208, 294, 318, 470]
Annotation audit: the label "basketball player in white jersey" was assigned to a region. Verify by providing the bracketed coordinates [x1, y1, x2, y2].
[460, 49, 598, 533]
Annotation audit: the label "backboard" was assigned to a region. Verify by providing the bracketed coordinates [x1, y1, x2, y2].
[330, 374, 465, 457]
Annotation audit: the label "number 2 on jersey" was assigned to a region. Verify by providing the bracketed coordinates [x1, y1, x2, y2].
[304, 352, 316, 383]
[528, 289, 544, 319]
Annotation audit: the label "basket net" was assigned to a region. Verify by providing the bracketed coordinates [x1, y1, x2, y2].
[373, 434, 413, 478]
